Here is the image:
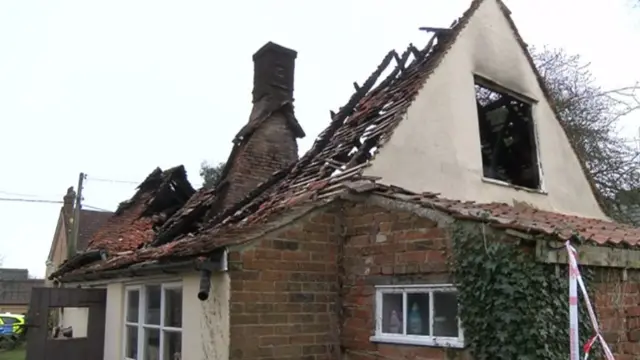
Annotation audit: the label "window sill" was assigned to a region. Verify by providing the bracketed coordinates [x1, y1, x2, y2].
[370, 335, 465, 349]
[481, 177, 547, 195]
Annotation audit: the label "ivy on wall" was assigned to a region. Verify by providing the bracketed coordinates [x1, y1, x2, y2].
[450, 222, 595, 360]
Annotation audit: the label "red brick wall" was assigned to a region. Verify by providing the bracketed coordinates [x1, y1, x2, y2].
[591, 268, 640, 359]
[223, 113, 299, 208]
[341, 202, 464, 360]
[227, 209, 340, 360]
[225, 199, 640, 359]
[337, 202, 640, 359]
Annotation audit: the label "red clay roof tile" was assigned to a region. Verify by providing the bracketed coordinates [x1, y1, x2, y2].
[54, 0, 640, 278]
[50, 166, 196, 278]
[63, 179, 640, 276]
[382, 190, 640, 246]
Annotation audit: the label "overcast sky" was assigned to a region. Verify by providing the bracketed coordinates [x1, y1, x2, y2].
[1, 0, 639, 277]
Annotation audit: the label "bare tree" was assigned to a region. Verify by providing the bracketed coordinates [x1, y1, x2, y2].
[532, 47, 640, 222]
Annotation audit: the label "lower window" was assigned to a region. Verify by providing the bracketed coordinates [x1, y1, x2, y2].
[371, 285, 464, 348]
[124, 283, 183, 360]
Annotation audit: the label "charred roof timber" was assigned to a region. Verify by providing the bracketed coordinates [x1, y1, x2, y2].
[418, 26, 452, 33]
[50, 0, 638, 285]
[50, 9, 470, 280]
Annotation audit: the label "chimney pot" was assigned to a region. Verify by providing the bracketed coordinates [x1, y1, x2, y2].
[252, 42, 297, 103]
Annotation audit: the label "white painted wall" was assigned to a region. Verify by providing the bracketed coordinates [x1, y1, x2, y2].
[365, 0, 607, 220]
[97, 272, 230, 360]
[104, 282, 124, 360]
[182, 272, 230, 360]
[60, 307, 89, 338]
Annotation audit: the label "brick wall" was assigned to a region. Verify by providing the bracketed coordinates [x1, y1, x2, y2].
[223, 112, 299, 208]
[224, 199, 640, 359]
[591, 268, 640, 359]
[227, 209, 340, 360]
[341, 202, 463, 360]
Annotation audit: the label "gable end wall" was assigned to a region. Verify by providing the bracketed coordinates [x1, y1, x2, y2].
[364, 0, 605, 219]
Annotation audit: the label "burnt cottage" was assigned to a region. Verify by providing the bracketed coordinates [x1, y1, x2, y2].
[38, 0, 640, 359]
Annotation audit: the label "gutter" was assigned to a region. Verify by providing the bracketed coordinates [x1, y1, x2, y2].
[49, 249, 107, 280]
[55, 249, 227, 285]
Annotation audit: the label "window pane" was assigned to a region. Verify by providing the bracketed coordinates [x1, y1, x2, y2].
[433, 291, 459, 337]
[381, 293, 403, 334]
[143, 328, 160, 360]
[406, 293, 430, 336]
[1, 317, 16, 325]
[164, 287, 182, 328]
[125, 325, 138, 359]
[145, 285, 161, 325]
[163, 330, 182, 360]
[127, 290, 139, 323]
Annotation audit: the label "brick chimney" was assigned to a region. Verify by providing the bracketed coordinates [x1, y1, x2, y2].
[252, 42, 297, 103]
[213, 42, 306, 212]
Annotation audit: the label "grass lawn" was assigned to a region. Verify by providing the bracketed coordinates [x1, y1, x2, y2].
[0, 346, 26, 360]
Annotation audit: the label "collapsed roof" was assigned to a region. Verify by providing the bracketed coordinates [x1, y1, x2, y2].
[52, 166, 195, 276]
[51, 0, 640, 280]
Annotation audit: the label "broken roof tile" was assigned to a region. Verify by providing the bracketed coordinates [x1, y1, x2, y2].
[63, 179, 640, 275]
[89, 165, 195, 253]
[399, 191, 640, 246]
[53, 0, 638, 278]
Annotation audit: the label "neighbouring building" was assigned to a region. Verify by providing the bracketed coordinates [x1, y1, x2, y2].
[45, 187, 113, 283]
[40, 0, 640, 359]
[0, 268, 44, 314]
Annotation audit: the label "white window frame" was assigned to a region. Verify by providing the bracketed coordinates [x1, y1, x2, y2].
[123, 283, 182, 360]
[370, 284, 464, 348]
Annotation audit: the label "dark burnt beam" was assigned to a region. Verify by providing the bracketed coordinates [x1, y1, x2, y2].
[419, 26, 452, 33]
[419, 31, 438, 57]
[285, 50, 396, 181]
[376, 46, 415, 90]
[407, 44, 421, 63]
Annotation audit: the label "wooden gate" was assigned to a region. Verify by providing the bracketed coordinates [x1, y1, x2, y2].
[25, 287, 106, 360]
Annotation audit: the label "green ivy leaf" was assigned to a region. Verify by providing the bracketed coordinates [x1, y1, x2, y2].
[451, 223, 595, 359]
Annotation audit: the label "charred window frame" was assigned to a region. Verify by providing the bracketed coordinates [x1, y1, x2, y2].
[474, 76, 542, 190]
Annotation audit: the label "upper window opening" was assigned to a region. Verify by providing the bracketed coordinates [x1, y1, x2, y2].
[474, 81, 541, 190]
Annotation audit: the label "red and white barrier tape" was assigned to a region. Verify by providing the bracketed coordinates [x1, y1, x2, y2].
[566, 241, 615, 360]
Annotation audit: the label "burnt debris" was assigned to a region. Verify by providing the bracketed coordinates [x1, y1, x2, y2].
[49, 166, 197, 279]
[475, 81, 541, 189]
[52, 0, 488, 276]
